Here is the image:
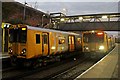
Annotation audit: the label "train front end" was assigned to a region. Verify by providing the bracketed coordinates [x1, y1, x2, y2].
[82, 31, 108, 53]
[8, 25, 27, 64]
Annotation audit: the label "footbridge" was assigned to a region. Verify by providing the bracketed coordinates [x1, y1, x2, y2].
[50, 13, 120, 31]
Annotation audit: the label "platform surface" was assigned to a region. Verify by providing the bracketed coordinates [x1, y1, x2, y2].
[0, 52, 9, 59]
[75, 43, 119, 79]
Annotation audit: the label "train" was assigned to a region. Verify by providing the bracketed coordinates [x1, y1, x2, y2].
[82, 30, 115, 57]
[8, 25, 115, 67]
[8, 24, 82, 67]
[115, 37, 120, 43]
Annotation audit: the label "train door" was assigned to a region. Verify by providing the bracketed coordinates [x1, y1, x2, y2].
[35, 34, 41, 56]
[105, 34, 109, 52]
[42, 33, 49, 56]
[68, 35, 75, 51]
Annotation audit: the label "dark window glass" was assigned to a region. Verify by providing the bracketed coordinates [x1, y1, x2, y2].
[9, 28, 27, 43]
[77, 38, 81, 44]
[83, 33, 104, 43]
[59, 39, 65, 44]
[59, 36, 65, 44]
[9, 29, 14, 43]
[43, 35, 48, 44]
[36, 34, 40, 44]
[9, 29, 19, 43]
[19, 29, 27, 43]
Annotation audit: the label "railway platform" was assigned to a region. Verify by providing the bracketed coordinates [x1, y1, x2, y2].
[0, 52, 9, 59]
[0, 52, 11, 69]
[75, 43, 119, 79]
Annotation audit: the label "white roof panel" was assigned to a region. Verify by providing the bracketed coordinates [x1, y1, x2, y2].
[27, 25, 79, 35]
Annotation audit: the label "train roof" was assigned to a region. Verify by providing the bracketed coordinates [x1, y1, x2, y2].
[83, 30, 106, 34]
[27, 25, 79, 36]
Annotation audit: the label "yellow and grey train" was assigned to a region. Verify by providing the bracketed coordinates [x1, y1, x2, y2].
[8, 24, 82, 66]
[82, 30, 115, 54]
[8, 25, 115, 66]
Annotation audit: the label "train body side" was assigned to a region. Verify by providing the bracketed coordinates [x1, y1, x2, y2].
[9, 25, 82, 60]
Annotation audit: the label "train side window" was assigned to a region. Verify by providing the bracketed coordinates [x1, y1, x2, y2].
[43, 35, 48, 44]
[77, 38, 81, 44]
[83, 37, 88, 43]
[58, 36, 65, 44]
[69, 36, 71, 44]
[36, 34, 40, 44]
[71, 36, 74, 44]
[59, 39, 65, 44]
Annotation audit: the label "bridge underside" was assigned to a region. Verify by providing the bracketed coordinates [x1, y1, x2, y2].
[58, 21, 119, 31]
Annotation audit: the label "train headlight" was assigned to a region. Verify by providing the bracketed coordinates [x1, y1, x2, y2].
[85, 47, 89, 50]
[84, 46, 89, 50]
[99, 46, 104, 50]
[21, 48, 26, 55]
[9, 49, 13, 53]
[9, 47, 13, 54]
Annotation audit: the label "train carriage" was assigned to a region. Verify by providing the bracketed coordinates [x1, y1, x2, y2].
[107, 35, 115, 50]
[82, 30, 115, 55]
[82, 30, 109, 53]
[8, 24, 82, 66]
[82, 30, 115, 58]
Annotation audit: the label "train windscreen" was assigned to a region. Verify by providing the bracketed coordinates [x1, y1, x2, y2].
[9, 28, 27, 43]
[83, 33, 104, 43]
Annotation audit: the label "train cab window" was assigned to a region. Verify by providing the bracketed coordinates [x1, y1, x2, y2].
[19, 28, 27, 43]
[9, 28, 27, 43]
[36, 34, 40, 44]
[9, 29, 19, 43]
[83, 33, 104, 43]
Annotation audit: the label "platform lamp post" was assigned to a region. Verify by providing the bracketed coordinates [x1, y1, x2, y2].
[23, 2, 27, 23]
[42, 14, 45, 27]
[1, 23, 10, 54]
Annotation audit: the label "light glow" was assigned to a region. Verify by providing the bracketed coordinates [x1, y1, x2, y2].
[60, 18, 65, 21]
[102, 16, 108, 18]
[79, 17, 83, 20]
[99, 46, 104, 50]
[91, 30, 95, 33]
[97, 32, 103, 35]
[51, 46, 56, 50]
[86, 47, 89, 50]
[62, 47, 64, 49]
[22, 28, 26, 30]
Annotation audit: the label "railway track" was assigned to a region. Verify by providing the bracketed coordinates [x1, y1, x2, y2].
[2, 52, 83, 79]
[2, 51, 109, 80]
[50, 58, 99, 79]
[2, 58, 11, 69]
[2, 67, 16, 72]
